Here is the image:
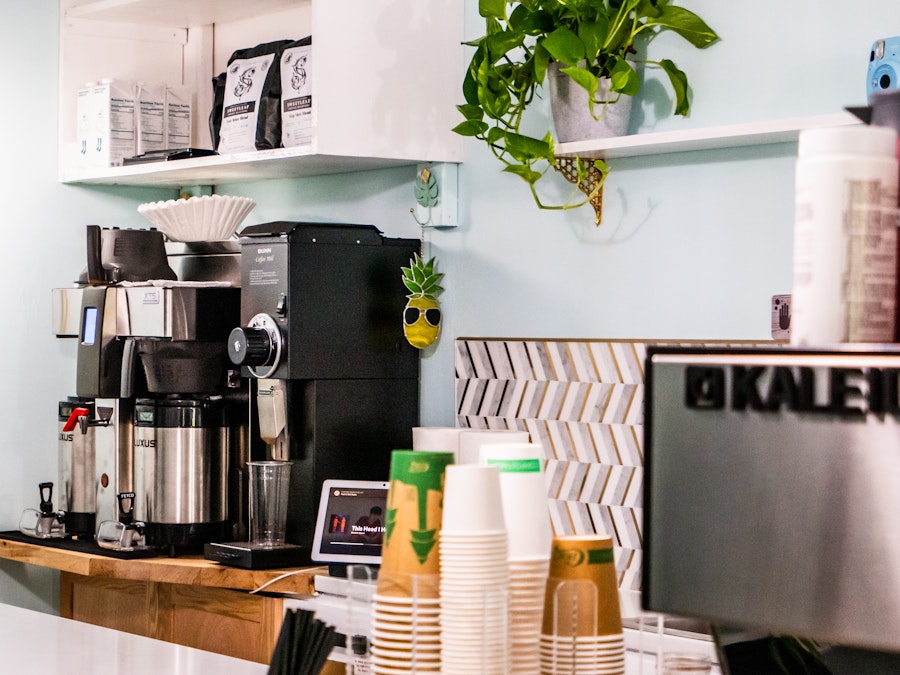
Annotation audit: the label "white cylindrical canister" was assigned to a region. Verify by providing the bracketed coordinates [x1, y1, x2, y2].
[791, 124, 900, 344]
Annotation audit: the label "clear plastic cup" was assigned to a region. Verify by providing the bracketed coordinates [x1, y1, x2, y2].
[248, 460, 291, 546]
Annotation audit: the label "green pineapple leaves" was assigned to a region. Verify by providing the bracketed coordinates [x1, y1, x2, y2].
[401, 254, 445, 301]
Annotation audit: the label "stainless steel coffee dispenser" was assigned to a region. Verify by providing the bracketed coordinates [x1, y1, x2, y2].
[58, 397, 98, 539]
[226, 222, 420, 553]
[133, 397, 230, 556]
[50, 229, 247, 554]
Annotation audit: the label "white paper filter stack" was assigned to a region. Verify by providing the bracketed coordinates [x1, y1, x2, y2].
[481, 442, 553, 675]
[439, 464, 511, 675]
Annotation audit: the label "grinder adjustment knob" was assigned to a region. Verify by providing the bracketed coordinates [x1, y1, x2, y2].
[227, 313, 283, 379]
[228, 327, 272, 367]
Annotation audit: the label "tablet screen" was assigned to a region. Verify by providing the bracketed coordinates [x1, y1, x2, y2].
[311, 479, 390, 565]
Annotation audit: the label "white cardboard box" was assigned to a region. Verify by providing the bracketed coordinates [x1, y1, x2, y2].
[166, 84, 192, 149]
[89, 79, 136, 167]
[136, 82, 166, 156]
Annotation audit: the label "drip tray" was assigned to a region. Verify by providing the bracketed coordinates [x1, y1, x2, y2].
[0, 530, 158, 560]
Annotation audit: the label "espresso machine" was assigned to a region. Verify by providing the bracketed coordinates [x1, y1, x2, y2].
[209, 222, 420, 566]
[46, 226, 248, 555]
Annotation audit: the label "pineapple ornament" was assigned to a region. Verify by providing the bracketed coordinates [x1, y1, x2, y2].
[401, 253, 444, 349]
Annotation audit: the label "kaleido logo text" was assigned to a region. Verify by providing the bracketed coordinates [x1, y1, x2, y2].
[684, 365, 900, 418]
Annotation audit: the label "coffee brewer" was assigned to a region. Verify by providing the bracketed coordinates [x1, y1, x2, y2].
[211, 222, 420, 566]
[47, 227, 247, 555]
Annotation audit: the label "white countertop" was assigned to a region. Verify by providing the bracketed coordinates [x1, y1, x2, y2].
[0, 603, 268, 675]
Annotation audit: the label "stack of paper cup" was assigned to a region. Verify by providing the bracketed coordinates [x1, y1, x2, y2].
[540, 535, 624, 675]
[371, 593, 442, 674]
[412, 426, 463, 460]
[373, 450, 454, 674]
[440, 464, 511, 674]
[457, 428, 530, 464]
[481, 442, 553, 675]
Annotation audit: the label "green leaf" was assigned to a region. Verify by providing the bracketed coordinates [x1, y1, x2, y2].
[415, 174, 439, 208]
[533, 42, 550, 84]
[478, 0, 506, 20]
[609, 57, 639, 96]
[646, 6, 720, 49]
[508, 3, 529, 30]
[412, 264, 426, 285]
[462, 49, 483, 106]
[560, 65, 598, 99]
[486, 126, 505, 144]
[658, 58, 690, 115]
[578, 19, 608, 59]
[452, 120, 489, 137]
[503, 163, 543, 185]
[480, 85, 512, 120]
[504, 131, 553, 162]
[516, 9, 555, 36]
[456, 104, 484, 121]
[485, 30, 525, 64]
[540, 26, 585, 66]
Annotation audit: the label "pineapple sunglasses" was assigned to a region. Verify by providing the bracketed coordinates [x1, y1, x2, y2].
[404, 307, 442, 327]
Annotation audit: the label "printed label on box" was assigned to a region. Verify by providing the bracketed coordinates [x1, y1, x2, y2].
[165, 84, 192, 149]
[91, 79, 136, 167]
[136, 83, 165, 155]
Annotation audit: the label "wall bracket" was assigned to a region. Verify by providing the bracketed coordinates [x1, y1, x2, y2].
[554, 157, 604, 226]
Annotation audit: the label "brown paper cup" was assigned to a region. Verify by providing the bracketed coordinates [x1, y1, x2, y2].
[542, 535, 622, 637]
[377, 450, 454, 598]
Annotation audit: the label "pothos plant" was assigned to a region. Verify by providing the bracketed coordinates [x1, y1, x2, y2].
[453, 0, 720, 215]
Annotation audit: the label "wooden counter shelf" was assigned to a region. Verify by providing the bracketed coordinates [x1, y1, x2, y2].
[0, 536, 325, 664]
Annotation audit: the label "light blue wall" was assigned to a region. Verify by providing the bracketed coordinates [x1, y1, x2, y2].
[2, 0, 898, 611]
[0, 1, 177, 611]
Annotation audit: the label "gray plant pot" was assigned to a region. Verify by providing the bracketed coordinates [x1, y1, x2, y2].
[548, 61, 633, 142]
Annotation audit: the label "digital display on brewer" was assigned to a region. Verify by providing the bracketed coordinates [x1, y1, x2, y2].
[81, 306, 99, 346]
[311, 480, 389, 564]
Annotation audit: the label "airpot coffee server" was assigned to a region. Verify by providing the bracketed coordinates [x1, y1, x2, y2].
[208, 222, 420, 567]
[42, 226, 246, 555]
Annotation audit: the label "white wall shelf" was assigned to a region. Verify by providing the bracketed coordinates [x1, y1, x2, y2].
[65, 0, 297, 26]
[59, 0, 463, 189]
[62, 147, 423, 188]
[555, 111, 863, 160]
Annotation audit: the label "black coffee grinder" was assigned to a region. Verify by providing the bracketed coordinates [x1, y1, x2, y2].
[206, 222, 420, 569]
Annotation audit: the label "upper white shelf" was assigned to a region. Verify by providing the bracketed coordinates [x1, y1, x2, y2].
[65, 0, 299, 27]
[555, 112, 863, 159]
[59, 0, 463, 189]
[62, 148, 421, 188]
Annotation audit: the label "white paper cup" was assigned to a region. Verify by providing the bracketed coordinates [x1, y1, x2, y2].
[457, 428, 530, 464]
[441, 464, 507, 533]
[412, 426, 463, 459]
[480, 442, 553, 560]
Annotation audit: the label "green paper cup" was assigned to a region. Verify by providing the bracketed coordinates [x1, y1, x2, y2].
[377, 450, 454, 598]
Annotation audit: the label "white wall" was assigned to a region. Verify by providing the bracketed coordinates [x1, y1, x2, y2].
[2, 0, 899, 611]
